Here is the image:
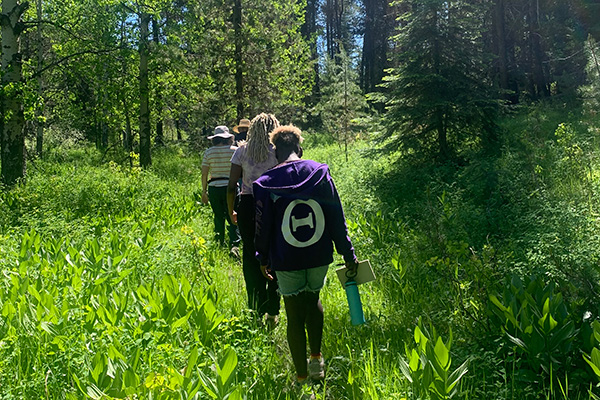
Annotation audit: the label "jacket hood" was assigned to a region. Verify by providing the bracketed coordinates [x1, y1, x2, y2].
[254, 159, 329, 195]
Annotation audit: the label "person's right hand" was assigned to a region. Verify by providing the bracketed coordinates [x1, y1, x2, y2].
[261, 264, 274, 281]
[345, 259, 359, 276]
[201, 192, 209, 204]
[231, 210, 238, 225]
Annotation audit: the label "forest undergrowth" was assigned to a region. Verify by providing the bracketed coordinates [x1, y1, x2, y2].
[1, 103, 600, 399]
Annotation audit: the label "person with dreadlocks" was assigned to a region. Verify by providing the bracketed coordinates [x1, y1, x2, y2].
[227, 113, 281, 327]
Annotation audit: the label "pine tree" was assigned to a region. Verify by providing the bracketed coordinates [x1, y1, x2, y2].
[379, 0, 498, 161]
[316, 45, 367, 161]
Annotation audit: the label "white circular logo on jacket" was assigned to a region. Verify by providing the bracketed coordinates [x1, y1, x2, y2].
[281, 199, 325, 248]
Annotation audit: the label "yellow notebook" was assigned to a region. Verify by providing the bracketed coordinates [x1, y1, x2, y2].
[335, 260, 376, 287]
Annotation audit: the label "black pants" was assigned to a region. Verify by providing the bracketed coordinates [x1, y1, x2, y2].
[208, 186, 240, 247]
[238, 194, 280, 316]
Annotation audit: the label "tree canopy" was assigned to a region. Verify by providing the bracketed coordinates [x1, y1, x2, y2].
[2, 0, 600, 184]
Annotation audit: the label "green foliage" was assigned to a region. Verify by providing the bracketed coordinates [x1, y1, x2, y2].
[377, 0, 498, 161]
[488, 276, 578, 378]
[199, 347, 241, 400]
[4, 99, 600, 399]
[0, 148, 227, 399]
[19, 0, 314, 160]
[579, 36, 600, 120]
[583, 321, 600, 381]
[37, 0, 137, 146]
[483, 275, 600, 399]
[0, 228, 226, 398]
[356, 101, 600, 399]
[490, 108, 600, 313]
[314, 45, 368, 155]
[238, 0, 314, 121]
[400, 321, 469, 400]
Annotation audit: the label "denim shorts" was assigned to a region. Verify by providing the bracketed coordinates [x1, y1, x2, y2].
[275, 266, 329, 296]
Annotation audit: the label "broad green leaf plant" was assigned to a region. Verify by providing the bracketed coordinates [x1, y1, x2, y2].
[399, 320, 468, 400]
[584, 321, 600, 381]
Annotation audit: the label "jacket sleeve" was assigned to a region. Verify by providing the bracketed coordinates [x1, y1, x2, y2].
[322, 173, 356, 263]
[253, 183, 273, 266]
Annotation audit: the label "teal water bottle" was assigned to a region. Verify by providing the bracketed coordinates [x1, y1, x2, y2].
[344, 276, 365, 325]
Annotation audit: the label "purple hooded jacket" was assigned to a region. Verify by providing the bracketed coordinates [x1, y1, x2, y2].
[253, 159, 356, 271]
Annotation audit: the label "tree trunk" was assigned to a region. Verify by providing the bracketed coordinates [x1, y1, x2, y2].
[176, 119, 182, 141]
[527, 0, 549, 98]
[1, 0, 28, 187]
[343, 59, 348, 162]
[118, 14, 131, 152]
[233, 0, 244, 119]
[325, 0, 332, 58]
[432, 5, 448, 161]
[437, 109, 449, 161]
[139, 11, 152, 168]
[493, 0, 510, 97]
[360, 0, 372, 91]
[336, 0, 344, 55]
[152, 16, 164, 146]
[35, 0, 44, 157]
[361, 0, 388, 94]
[101, 122, 108, 148]
[155, 111, 164, 145]
[101, 63, 109, 149]
[301, 0, 320, 100]
[325, 0, 343, 58]
[432, 4, 441, 75]
[122, 95, 132, 152]
[505, 16, 519, 103]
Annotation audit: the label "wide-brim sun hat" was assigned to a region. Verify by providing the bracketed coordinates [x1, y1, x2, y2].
[208, 125, 234, 139]
[233, 118, 251, 133]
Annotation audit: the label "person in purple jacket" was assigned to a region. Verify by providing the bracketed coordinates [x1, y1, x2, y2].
[253, 125, 358, 386]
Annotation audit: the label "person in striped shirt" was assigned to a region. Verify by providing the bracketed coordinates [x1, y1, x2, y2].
[201, 126, 241, 251]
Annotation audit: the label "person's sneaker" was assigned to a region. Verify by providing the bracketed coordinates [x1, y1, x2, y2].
[265, 313, 279, 330]
[229, 246, 240, 259]
[308, 357, 325, 381]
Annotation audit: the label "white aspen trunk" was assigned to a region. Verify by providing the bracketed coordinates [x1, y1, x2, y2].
[1, 0, 28, 186]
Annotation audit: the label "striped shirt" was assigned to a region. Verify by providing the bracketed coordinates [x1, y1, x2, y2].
[202, 145, 237, 187]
